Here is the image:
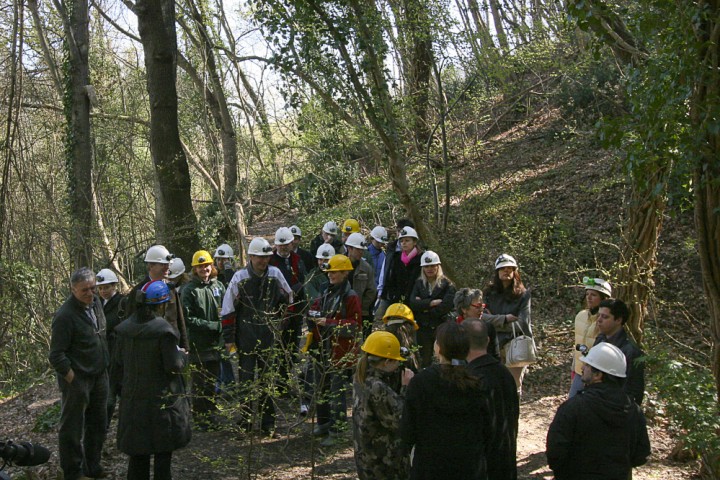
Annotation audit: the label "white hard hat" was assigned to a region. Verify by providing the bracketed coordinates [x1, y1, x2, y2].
[316, 243, 335, 259]
[421, 251, 441, 266]
[322, 221, 338, 235]
[495, 253, 517, 270]
[370, 226, 388, 244]
[398, 226, 418, 239]
[214, 243, 234, 258]
[582, 343, 627, 378]
[168, 258, 186, 279]
[583, 277, 612, 297]
[345, 232, 367, 250]
[96, 269, 119, 285]
[274, 227, 294, 245]
[248, 237, 273, 256]
[290, 225, 302, 237]
[144, 245, 174, 264]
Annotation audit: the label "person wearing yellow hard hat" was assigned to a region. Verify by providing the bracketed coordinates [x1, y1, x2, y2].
[180, 250, 226, 430]
[341, 218, 361, 245]
[352, 331, 414, 480]
[381, 303, 420, 373]
[306, 254, 362, 446]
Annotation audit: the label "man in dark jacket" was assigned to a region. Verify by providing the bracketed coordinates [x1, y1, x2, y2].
[221, 237, 292, 434]
[594, 298, 645, 405]
[546, 342, 650, 480]
[49, 267, 109, 480]
[464, 318, 518, 480]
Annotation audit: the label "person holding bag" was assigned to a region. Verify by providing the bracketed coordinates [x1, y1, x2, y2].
[482, 254, 533, 395]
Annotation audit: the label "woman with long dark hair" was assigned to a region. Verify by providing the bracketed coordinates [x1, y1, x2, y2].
[401, 322, 491, 480]
[483, 254, 532, 394]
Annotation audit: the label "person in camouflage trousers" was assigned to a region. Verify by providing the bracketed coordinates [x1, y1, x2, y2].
[352, 331, 414, 480]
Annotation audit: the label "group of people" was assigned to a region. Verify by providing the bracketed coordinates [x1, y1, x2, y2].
[47, 217, 651, 479]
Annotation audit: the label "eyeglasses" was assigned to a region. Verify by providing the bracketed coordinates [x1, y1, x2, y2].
[470, 303, 485, 309]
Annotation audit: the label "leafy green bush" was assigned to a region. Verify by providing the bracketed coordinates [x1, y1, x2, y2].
[647, 348, 720, 458]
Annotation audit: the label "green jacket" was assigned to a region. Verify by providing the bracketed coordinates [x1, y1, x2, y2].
[181, 275, 226, 360]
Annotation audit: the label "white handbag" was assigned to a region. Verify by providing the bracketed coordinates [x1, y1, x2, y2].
[505, 322, 538, 367]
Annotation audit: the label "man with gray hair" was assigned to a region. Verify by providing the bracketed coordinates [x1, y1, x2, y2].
[49, 267, 109, 480]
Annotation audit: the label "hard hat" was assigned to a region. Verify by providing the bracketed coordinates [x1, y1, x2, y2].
[421, 250, 441, 266]
[370, 226, 388, 244]
[582, 277, 612, 297]
[214, 243, 234, 258]
[582, 343, 627, 378]
[144, 245, 174, 264]
[274, 227, 294, 245]
[361, 331, 405, 361]
[316, 243, 335, 259]
[342, 218, 361, 234]
[322, 221, 338, 235]
[382, 303, 418, 331]
[345, 232, 367, 250]
[96, 269, 119, 285]
[322, 254, 353, 272]
[191, 250, 213, 267]
[141, 280, 171, 305]
[168, 258, 186, 279]
[290, 225, 302, 237]
[398, 226, 418, 239]
[495, 253, 517, 270]
[248, 237, 273, 256]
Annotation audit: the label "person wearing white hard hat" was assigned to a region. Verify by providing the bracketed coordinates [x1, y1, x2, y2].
[482, 253, 532, 395]
[289, 225, 315, 273]
[374, 220, 423, 327]
[345, 232, 377, 340]
[214, 243, 235, 286]
[368, 226, 388, 287]
[593, 298, 645, 405]
[270, 227, 308, 389]
[408, 251, 456, 368]
[122, 245, 189, 351]
[309, 220, 343, 258]
[547, 342, 650, 480]
[569, 277, 613, 399]
[96, 268, 124, 429]
[168, 257, 190, 294]
[220, 236, 292, 435]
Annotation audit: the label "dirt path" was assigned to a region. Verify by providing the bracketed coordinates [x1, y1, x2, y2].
[1, 366, 698, 479]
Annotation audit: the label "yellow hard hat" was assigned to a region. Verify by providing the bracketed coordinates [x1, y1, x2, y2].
[383, 303, 418, 331]
[191, 250, 213, 266]
[322, 254, 353, 272]
[361, 331, 405, 361]
[342, 218, 361, 234]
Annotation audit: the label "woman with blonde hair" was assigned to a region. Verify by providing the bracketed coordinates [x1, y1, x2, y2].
[408, 251, 456, 368]
[353, 331, 414, 480]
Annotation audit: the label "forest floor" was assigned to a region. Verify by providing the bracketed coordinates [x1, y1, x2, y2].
[0, 327, 699, 479]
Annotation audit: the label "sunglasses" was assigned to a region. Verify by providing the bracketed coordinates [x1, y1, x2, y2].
[470, 303, 485, 309]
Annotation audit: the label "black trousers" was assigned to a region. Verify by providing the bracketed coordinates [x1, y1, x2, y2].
[58, 371, 109, 480]
[190, 358, 220, 422]
[127, 452, 172, 480]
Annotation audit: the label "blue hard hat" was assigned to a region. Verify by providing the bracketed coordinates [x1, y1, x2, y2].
[141, 280, 171, 305]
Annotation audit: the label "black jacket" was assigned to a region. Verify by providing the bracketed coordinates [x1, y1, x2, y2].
[401, 364, 491, 480]
[594, 329, 645, 405]
[104, 293, 123, 359]
[49, 294, 109, 377]
[546, 382, 650, 480]
[114, 313, 191, 456]
[380, 248, 422, 303]
[407, 277, 456, 329]
[468, 354, 519, 480]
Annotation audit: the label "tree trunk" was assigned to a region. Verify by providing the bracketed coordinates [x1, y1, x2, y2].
[58, 0, 94, 268]
[689, 1, 720, 403]
[615, 167, 668, 345]
[133, 0, 199, 262]
[488, 0, 509, 52]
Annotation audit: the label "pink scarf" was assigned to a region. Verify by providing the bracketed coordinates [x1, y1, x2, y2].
[400, 247, 418, 266]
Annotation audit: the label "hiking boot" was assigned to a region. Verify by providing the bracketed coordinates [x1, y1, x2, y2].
[312, 422, 330, 436]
